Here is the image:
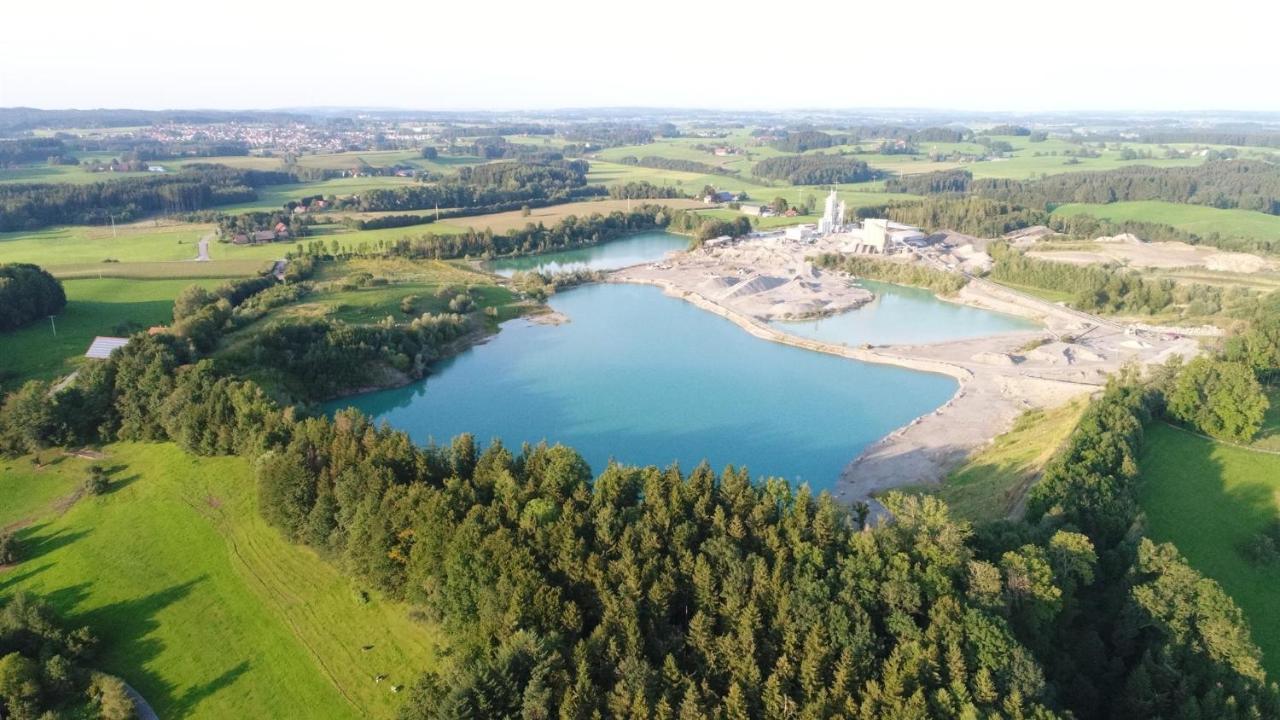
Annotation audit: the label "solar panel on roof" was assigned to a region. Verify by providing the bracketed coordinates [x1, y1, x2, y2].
[84, 336, 130, 359]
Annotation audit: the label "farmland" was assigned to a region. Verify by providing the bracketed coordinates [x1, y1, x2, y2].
[1138, 422, 1280, 677]
[0, 442, 439, 719]
[0, 222, 282, 268]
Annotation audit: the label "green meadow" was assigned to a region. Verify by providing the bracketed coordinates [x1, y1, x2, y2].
[0, 277, 222, 392]
[0, 442, 439, 719]
[0, 223, 283, 268]
[1052, 201, 1280, 242]
[1138, 422, 1280, 677]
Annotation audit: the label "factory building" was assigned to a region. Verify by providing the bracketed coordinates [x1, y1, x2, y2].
[817, 190, 849, 235]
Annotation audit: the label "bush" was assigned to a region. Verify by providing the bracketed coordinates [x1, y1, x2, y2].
[83, 465, 109, 496]
[1240, 522, 1280, 565]
[447, 294, 474, 314]
[88, 673, 136, 720]
[0, 532, 17, 564]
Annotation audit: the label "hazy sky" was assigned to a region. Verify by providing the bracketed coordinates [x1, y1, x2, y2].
[2, 0, 1277, 112]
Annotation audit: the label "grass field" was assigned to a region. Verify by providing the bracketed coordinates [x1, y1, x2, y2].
[989, 279, 1075, 304]
[1138, 422, 1280, 677]
[0, 278, 219, 392]
[1251, 388, 1280, 452]
[586, 159, 775, 196]
[924, 398, 1088, 522]
[0, 164, 152, 185]
[0, 222, 284, 269]
[0, 442, 439, 718]
[293, 257, 517, 324]
[216, 257, 523, 372]
[1052, 201, 1280, 242]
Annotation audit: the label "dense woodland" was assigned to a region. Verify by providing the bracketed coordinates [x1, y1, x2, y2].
[0, 593, 135, 720]
[888, 162, 1280, 216]
[331, 160, 602, 213]
[0, 166, 294, 231]
[0, 263, 66, 331]
[865, 197, 1048, 238]
[752, 155, 880, 185]
[986, 242, 1251, 319]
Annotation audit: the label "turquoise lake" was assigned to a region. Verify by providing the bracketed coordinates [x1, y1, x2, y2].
[485, 230, 687, 276]
[332, 282, 958, 490]
[333, 233, 1039, 490]
[773, 279, 1038, 346]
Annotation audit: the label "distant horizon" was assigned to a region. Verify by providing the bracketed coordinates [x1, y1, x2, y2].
[5, 105, 1280, 119]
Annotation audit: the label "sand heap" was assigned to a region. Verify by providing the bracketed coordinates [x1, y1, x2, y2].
[1004, 225, 1057, 245]
[1095, 232, 1144, 244]
[622, 241, 873, 320]
[1030, 238, 1276, 274]
[1205, 252, 1274, 273]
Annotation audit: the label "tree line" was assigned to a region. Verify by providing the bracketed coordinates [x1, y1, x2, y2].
[767, 127, 971, 153]
[860, 196, 1047, 238]
[615, 156, 735, 176]
[295, 205, 697, 262]
[606, 181, 687, 200]
[887, 162, 1280, 216]
[0, 263, 66, 332]
[0, 592, 135, 720]
[752, 154, 881, 185]
[329, 160, 603, 214]
[987, 242, 1252, 319]
[0, 166, 295, 232]
[861, 191, 1279, 253]
[811, 253, 968, 295]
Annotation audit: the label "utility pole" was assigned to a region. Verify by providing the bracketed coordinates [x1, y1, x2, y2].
[110, 213, 117, 238]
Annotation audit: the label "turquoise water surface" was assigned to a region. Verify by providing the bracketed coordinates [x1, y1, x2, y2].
[485, 230, 687, 276]
[773, 279, 1037, 346]
[331, 283, 958, 491]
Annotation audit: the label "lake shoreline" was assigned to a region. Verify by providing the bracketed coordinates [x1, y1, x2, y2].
[610, 244, 1202, 511]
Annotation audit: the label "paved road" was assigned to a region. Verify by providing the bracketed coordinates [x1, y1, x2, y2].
[122, 681, 160, 720]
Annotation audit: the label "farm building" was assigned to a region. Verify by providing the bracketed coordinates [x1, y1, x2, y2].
[703, 190, 740, 203]
[84, 336, 129, 359]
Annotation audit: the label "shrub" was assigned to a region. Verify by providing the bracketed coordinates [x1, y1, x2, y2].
[0, 532, 17, 564]
[83, 465, 109, 496]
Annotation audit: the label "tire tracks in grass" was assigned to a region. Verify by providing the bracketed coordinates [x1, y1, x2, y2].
[177, 484, 363, 715]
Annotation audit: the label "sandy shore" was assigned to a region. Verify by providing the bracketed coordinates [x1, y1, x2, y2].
[611, 237, 1203, 508]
